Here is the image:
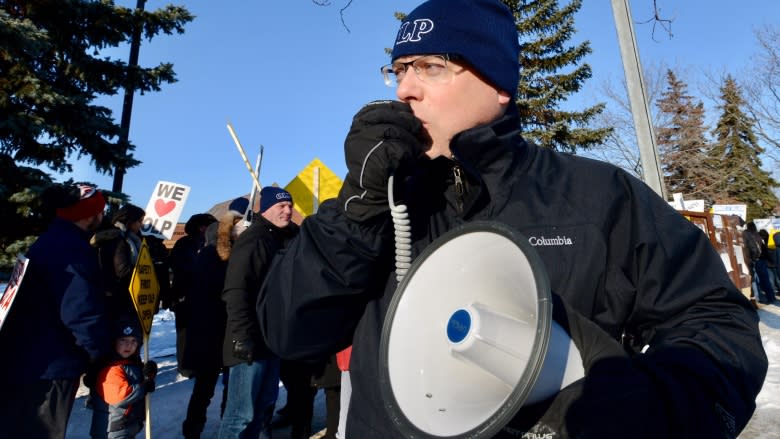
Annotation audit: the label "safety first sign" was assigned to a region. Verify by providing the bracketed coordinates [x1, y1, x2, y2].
[129, 239, 160, 335]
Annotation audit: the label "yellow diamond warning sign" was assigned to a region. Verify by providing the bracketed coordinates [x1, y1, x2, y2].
[129, 239, 160, 335]
[284, 158, 343, 217]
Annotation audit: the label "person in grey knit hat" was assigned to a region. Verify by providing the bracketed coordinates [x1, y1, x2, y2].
[258, 0, 766, 438]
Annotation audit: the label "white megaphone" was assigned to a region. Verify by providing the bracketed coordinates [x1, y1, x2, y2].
[378, 221, 585, 438]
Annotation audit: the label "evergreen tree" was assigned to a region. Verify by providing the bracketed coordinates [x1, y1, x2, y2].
[505, 0, 610, 152]
[0, 0, 193, 270]
[709, 75, 778, 218]
[655, 69, 715, 203]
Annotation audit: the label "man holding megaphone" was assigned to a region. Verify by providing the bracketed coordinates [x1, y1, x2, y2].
[257, 0, 767, 437]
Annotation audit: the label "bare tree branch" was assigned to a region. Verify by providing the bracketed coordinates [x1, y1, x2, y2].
[312, 0, 354, 33]
[581, 62, 668, 180]
[635, 0, 674, 42]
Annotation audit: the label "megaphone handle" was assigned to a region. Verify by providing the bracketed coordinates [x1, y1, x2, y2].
[388, 174, 412, 282]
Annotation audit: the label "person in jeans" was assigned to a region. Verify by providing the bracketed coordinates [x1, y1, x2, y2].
[218, 187, 298, 438]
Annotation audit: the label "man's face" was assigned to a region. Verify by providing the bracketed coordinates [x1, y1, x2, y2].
[395, 56, 510, 159]
[82, 212, 103, 232]
[261, 201, 293, 228]
[128, 218, 143, 234]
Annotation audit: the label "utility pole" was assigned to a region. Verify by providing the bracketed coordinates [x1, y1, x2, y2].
[610, 0, 666, 200]
[112, 0, 147, 196]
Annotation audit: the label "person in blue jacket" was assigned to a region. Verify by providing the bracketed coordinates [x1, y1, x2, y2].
[257, 1, 768, 438]
[0, 183, 113, 439]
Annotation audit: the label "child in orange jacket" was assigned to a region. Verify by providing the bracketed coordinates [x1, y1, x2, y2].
[89, 322, 157, 439]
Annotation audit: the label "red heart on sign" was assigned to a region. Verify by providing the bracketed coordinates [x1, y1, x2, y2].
[154, 199, 176, 216]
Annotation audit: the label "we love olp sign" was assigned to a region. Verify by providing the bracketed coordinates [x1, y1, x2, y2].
[141, 181, 191, 240]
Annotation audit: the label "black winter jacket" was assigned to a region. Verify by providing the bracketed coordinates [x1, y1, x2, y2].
[91, 227, 142, 323]
[222, 216, 299, 367]
[258, 115, 767, 438]
[181, 223, 227, 374]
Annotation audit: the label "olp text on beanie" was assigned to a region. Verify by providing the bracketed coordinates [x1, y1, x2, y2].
[56, 184, 106, 222]
[260, 187, 293, 213]
[390, 0, 520, 99]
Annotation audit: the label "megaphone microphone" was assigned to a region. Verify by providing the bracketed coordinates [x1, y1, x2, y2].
[379, 221, 585, 438]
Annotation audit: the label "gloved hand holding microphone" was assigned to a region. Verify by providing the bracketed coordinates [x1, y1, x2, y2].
[337, 100, 426, 222]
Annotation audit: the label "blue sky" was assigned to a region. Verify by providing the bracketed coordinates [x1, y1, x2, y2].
[69, 0, 780, 221]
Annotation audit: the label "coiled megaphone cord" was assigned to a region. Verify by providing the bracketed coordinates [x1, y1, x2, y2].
[388, 174, 411, 282]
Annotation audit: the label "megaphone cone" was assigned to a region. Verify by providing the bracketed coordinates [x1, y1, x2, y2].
[379, 222, 584, 438]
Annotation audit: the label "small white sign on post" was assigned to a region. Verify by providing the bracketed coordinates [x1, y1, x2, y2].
[711, 204, 748, 222]
[141, 181, 191, 240]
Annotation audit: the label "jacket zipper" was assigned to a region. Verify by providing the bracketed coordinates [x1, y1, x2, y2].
[453, 165, 464, 214]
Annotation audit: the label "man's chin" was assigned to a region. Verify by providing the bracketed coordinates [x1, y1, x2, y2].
[424, 144, 452, 160]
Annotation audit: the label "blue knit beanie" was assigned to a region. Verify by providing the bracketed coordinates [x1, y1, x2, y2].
[228, 197, 250, 217]
[391, 0, 520, 98]
[115, 320, 142, 342]
[260, 187, 293, 213]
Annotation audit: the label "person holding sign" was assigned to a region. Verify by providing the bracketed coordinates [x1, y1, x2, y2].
[90, 321, 158, 439]
[0, 183, 112, 439]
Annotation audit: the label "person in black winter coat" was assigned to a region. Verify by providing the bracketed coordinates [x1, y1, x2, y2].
[91, 204, 146, 326]
[168, 212, 217, 376]
[219, 187, 298, 439]
[179, 205, 245, 438]
[256, 1, 768, 438]
[756, 228, 778, 303]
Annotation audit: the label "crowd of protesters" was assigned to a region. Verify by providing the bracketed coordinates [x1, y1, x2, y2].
[0, 1, 770, 438]
[0, 182, 342, 439]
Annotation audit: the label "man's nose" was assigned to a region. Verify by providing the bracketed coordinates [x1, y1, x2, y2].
[396, 68, 421, 101]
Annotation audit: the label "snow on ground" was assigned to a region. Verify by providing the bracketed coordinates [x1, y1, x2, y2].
[740, 304, 780, 439]
[65, 310, 326, 438]
[0, 293, 737, 437]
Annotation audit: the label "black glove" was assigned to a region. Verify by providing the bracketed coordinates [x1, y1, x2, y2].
[232, 339, 255, 364]
[143, 360, 158, 380]
[337, 100, 424, 222]
[143, 378, 156, 393]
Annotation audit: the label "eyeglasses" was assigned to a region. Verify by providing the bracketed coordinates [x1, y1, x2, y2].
[381, 54, 461, 87]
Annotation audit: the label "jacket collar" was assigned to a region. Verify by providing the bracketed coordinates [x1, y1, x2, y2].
[445, 114, 529, 218]
[257, 215, 299, 237]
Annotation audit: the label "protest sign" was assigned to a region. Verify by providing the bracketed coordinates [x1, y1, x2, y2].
[129, 239, 160, 336]
[141, 181, 190, 240]
[0, 255, 29, 331]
